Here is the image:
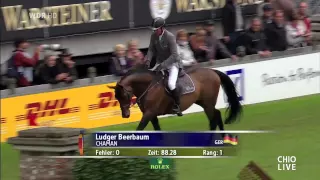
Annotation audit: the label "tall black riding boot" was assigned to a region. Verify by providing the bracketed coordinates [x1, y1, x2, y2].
[171, 88, 183, 116]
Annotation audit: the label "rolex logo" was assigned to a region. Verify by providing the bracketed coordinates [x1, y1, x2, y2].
[157, 158, 163, 164]
[150, 158, 171, 170]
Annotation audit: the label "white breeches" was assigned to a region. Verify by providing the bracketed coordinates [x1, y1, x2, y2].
[168, 65, 179, 90]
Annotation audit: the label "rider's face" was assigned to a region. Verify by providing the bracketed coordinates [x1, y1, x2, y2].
[154, 28, 163, 36]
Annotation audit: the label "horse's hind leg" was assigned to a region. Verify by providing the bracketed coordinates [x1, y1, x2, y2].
[197, 101, 224, 132]
[215, 109, 225, 137]
[151, 117, 161, 131]
[205, 107, 218, 131]
[197, 101, 218, 130]
[215, 109, 224, 131]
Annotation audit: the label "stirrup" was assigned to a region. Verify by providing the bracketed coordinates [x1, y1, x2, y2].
[173, 104, 183, 116]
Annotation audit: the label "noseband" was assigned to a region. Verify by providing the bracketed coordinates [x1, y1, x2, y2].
[117, 84, 133, 109]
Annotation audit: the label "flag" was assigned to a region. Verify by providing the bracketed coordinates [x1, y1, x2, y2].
[230, 135, 238, 145]
[223, 134, 238, 146]
[223, 134, 231, 144]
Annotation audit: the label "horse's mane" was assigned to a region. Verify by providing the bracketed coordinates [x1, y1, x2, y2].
[116, 64, 155, 98]
[120, 64, 155, 80]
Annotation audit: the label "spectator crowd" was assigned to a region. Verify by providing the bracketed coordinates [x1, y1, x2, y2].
[4, 39, 78, 88]
[1, 0, 313, 89]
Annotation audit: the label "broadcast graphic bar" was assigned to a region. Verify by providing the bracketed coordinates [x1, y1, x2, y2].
[92, 132, 242, 147]
[49, 156, 234, 159]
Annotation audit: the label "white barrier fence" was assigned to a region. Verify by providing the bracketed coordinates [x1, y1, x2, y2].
[183, 52, 320, 114]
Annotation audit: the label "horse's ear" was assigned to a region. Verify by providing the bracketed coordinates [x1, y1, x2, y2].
[107, 85, 116, 89]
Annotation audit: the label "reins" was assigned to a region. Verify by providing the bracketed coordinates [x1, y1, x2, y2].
[121, 70, 164, 108]
[134, 79, 161, 106]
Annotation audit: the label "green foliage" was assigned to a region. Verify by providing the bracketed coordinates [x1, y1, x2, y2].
[73, 148, 176, 180]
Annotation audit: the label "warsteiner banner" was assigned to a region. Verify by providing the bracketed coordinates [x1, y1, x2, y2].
[0, 0, 261, 42]
[0, 0, 130, 42]
[0, 83, 142, 142]
[134, 0, 261, 28]
[0, 0, 45, 41]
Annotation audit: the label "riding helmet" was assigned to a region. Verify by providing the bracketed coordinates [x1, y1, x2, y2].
[151, 17, 166, 31]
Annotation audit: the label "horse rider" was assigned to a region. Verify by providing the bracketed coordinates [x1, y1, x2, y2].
[145, 17, 183, 116]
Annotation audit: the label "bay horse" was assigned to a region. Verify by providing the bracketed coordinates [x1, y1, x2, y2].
[108, 65, 242, 131]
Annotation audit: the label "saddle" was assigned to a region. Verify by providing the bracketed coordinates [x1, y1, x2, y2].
[158, 69, 195, 96]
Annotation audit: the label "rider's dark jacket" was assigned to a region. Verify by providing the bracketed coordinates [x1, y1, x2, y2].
[146, 30, 182, 70]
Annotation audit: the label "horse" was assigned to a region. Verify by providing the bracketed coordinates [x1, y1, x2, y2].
[108, 65, 242, 131]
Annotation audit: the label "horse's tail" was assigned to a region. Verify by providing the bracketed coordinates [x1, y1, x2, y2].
[214, 70, 242, 124]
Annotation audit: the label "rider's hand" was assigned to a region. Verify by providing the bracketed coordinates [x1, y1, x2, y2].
[149, 64, 160, 71]
[159, 63, 165, 69]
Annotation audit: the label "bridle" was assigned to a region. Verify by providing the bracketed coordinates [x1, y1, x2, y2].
[116, 84, 134, 109]
[116, 77, 162, 109]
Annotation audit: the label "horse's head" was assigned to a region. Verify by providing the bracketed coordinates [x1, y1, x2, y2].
[109, 65, 154, 118]
[109, 83, 133, 118]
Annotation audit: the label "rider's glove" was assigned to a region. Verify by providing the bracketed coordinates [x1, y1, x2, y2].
[149, 64, 160, 71]
[158, 63, 165, 70]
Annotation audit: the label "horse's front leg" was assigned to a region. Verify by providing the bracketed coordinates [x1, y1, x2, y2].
[136, 111, 156, 131]
[151, 117, 161, 131]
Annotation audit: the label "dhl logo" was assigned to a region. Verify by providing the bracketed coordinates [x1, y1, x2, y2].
[1, 118, 6, 124]
[15, 98, 80, 126]
[88, 92, 137, 110]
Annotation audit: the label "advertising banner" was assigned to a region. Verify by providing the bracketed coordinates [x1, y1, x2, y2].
[134, 0, 261, 28]
[0, 83, 142, 142]
[244, 53, 320, 104]
[0, 0, 261, 43]
[184, 52, 320, 114]
[46, 0, 130, 37]
[0, 0, 130, 42]
[0, 0, 45, 41]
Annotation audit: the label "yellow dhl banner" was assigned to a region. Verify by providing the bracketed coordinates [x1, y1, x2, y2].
[0, 83, 142, 142]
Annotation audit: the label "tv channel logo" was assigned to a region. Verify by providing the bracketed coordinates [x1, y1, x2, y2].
[224, 69, 244, 102]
